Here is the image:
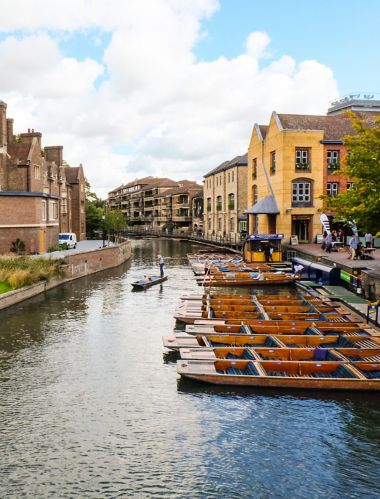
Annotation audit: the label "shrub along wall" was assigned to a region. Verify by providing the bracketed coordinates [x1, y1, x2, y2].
[0, 241, 131, 310]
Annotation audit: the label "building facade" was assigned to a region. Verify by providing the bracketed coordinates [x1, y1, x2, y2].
[108, 177, 202, 231]
[247, 99, 379, 243]
[203, 154, 248, 240]
[0, 100, 86, 254]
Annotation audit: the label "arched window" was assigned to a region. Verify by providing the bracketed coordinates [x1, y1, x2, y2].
[216, 196, 222, 211]
[228, 193, 235, 210]
[292, 179, 312, 207]
[252, 185, 258, 205]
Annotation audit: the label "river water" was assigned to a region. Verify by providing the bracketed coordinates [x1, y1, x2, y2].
[0, 239, 379, 498]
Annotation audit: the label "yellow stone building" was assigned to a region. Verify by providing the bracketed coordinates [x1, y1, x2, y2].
[203, 154, 248, 241]
[247, 111, 362, 244]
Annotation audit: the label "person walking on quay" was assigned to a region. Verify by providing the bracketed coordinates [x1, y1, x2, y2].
[264, 243, 273, 262]
[348, 234, 359, 260]
[158, 254, 165, 277]
[364, 232, 373, 248]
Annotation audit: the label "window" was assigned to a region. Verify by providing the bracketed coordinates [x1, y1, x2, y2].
[207, 197, 211, 212]
[239, 221, 247, 232]
[229, 217, 235, 232]
[218, 217, 222, 231]
[61, 197, 67, 214]
[270, 151, 276, 173]
[252, 185, 258, 205]
[216, 195, 222, 211]
[327, 182, 339, 197]
[208, 218, 212, 230]
[228, 193, 235, 210]
[295, 148, 310, 170]
[327, 150, 340, 170]
[346, 182, 355, 190]
[292, 180, 312, 206]
[52, 201, 58, 219]
[252, 158, 257, 179]
[231, 171, 234, 182]
[41, 200, 47, 220]
[34, 165, 40, 179]
[228, 172, 230, 183]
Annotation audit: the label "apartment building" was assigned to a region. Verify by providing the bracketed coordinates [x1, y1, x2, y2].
[108, 177, 202, 231]
[0, 100, 86, 254]
[203, 154, 248, 239]
[246, 96, 380, 243]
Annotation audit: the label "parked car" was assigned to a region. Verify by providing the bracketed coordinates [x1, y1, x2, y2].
[58, 232, 77, 249]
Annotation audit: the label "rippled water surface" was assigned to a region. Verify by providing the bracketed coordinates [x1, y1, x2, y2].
[0, 239, 379, 498]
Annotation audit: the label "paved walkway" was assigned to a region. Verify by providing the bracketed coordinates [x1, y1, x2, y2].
[286, 243, 380, 275]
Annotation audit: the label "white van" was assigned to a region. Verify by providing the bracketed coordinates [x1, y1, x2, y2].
[58, 232, 77, 249]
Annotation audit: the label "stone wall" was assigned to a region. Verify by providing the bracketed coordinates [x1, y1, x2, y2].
[63, 240, 131, 278]
[0, 240, 131, 310]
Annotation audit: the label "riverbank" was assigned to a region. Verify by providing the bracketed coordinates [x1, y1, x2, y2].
[0, 240, 131, 310]
[285, 242, 380, 299]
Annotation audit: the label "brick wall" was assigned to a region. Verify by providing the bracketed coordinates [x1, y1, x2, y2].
[0, 195, 59, 253]
[63, 241, 131, 278]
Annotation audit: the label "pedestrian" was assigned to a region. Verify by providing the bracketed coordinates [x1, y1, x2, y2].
[325, 232, 332, 253]
[264, 244, 272, 262]
[348, 234, 359, 260]
[364, 232, 373, 248]
[158, 254, 164, 277]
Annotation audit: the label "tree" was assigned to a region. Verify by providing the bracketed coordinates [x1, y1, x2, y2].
[104, 210, 127, 243]
[85, 179, 105, 238]
[329, 113, 380, 235]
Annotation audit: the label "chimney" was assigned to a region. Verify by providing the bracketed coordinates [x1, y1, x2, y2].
[0, 100, 7, 148]
[44, 146, 63, 166]
[6, 118, 13, 144]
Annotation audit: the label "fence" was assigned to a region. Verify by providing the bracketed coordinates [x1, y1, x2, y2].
[123, 227, 244, 251]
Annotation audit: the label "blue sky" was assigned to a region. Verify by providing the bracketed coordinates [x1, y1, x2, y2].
[194, 0, 379, 97]
[0, 0, 378, 195]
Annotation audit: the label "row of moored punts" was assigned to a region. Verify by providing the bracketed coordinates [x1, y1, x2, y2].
[164, 253, 380, 391]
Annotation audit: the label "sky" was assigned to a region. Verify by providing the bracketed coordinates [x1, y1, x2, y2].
[0, 0, 378, 198]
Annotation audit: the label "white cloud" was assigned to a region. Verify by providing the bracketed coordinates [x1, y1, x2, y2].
[0, 0, 338, 198]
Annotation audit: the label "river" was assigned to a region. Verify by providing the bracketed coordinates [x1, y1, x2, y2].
[0, 239, 379, 498]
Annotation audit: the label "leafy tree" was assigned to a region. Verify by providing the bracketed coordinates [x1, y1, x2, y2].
[104, 210, 127, 243]
[329, 113, 380, 235]
[85, 179, 105, 238]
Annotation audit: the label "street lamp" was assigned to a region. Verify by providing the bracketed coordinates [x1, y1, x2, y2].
[102, 214, 106, 247]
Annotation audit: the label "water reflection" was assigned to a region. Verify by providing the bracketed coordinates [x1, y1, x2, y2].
[0, 239, 379, 498]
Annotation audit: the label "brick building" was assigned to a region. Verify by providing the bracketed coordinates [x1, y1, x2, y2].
[0, 100, 86, 254]
[108, 177, 202, 231]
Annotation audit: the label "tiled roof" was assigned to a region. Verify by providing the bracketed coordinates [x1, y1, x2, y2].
[277, 111, 380, 141]
[204, 153, 248, 178]
[258, 125, 268, 139]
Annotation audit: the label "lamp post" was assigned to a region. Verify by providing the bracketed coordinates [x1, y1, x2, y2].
[102, 214, 106, 247]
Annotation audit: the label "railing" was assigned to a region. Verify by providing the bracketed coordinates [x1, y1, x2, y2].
[123, 226, 245, 249]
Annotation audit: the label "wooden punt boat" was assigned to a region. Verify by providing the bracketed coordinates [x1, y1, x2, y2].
[131, 275, 168, 290]
[336, 348, 380, 362]
[177, 359, 380, 390]
[201, 274, 297, 287]
[184, 320, 372, 337]
[276, 334, 380, 349]
[163, 333, 281, 351]
[179, 346, 344, 362]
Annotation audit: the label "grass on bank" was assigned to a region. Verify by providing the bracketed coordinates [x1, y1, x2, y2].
[0, 255, 65, 292]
